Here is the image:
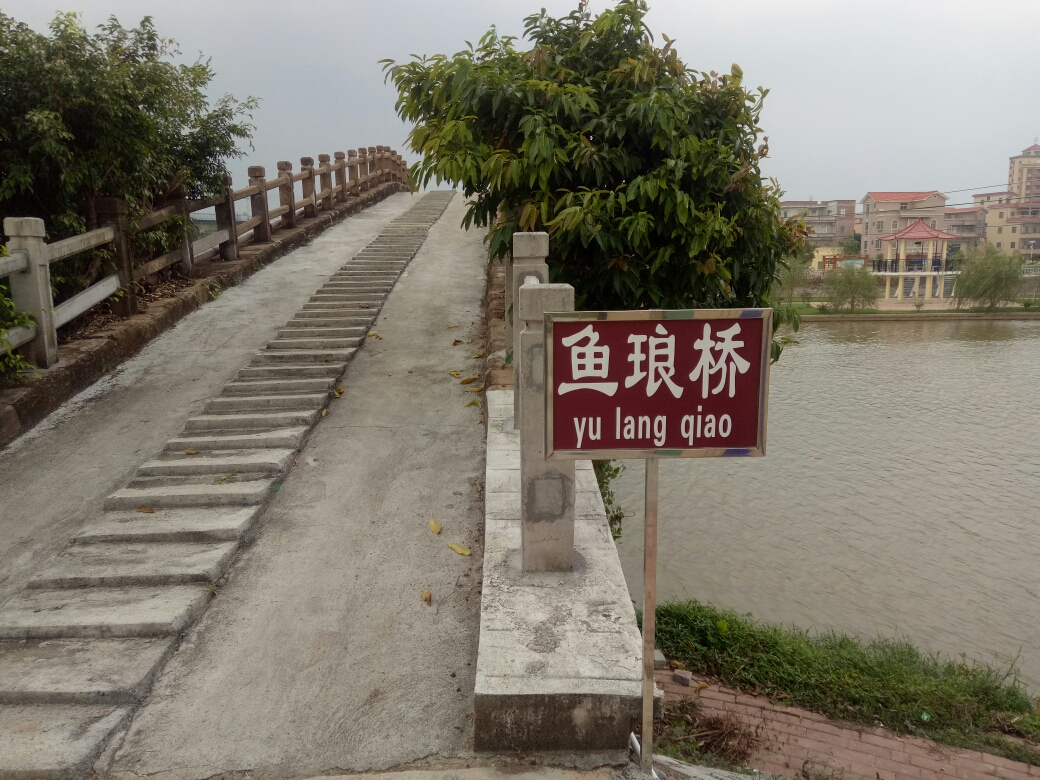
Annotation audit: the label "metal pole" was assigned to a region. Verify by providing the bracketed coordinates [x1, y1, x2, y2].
[641, 457, 659, 776]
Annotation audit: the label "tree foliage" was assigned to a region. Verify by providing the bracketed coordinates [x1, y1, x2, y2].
[824, 265, 879, 311]
[383, 1, 805, 357]
[0, 12, 256, 302]
[954, 244, 1023, 311]
[839, 235, 861, 256]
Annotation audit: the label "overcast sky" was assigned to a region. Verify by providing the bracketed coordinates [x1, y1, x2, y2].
[6, 0, 1039, 208]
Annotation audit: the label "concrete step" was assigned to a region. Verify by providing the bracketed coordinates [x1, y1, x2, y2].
[222, 377, 335, 395]
[322, 280, 392, 287]
[103, 479, 274, 510]
[137, 449, 295, 476]
[317, 286, 389, 294]
[309, 295, 384, 305]
[0, 704, 131, 778]
[165, 427, 308, 451]
[0, 637, 175, 705]
[251, 348, 357, 364]
[300, 303, 378, 313]
[28, 541, 240, 589]
[237, 362, 346, 377]
[203, 393, 327, 413]
[277, 327, 366, 339]
[184, 409, 319, 430]
[0, 585, 212, 639]
[74, 506, 262, 544]
[266, 337, 362, 350]
[287, 321, 371, 332]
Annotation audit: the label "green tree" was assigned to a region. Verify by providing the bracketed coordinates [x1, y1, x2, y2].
[824, 265, 879, 311]
[838, 235, 861, 256]
[383, 1, 805, 360]
[0, 12, 256, 301]
[954, 245, 1023, 310]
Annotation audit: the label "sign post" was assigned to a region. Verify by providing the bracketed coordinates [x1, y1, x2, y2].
[544, 308, 772, 776]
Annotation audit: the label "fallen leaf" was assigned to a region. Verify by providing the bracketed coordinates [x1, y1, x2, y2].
[359, 303, 370, 309]
[452, 339, 463, 346]
[697, 682, 709, 691]
[184, 450, 200, 456]
[464, 399, 482, 409]
[367, 331, 379, 339]
[448, 370, 461, 378]
[465, 386, 484, 393]
[469, 352, 486, 359]
[136, 507, 156, 514]
[337, 386, 344, 393]
[459, 376, 478, 385]
[466, 339, 473, 343]
[429, 518, 442, 535]
[476, 419, 485, 425]
[321, 409, 329, 417]
[447, 324, 458, 329]
[447, 542, 472, 556]
[333, 389, 343, 398]
[422, 590, 432, 605]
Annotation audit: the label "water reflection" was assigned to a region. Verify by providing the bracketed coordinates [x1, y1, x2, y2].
[615, 320, 1040, 689]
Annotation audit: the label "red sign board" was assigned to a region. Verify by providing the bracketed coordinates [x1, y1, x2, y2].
[545, 310, 771, 458]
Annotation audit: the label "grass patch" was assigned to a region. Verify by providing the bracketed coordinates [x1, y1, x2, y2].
[652, 697, 761, 770]
[656, 601, 1040, 766]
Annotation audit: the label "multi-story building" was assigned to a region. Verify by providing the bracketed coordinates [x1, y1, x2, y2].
[780, 199, 857, 247]
[942, 206, 986, 254]
[860, 192, 947, 258]
[1007, 143, 1040, 200]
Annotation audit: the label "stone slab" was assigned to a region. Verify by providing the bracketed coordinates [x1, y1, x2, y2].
[275, 328, 366, 339]
[28, 541, 239, 589]
[0, 585, 212, 639]
[184, 409, 318, 430]
[474, 389, 643, 753]
[0, 637, 175, 704]
[138, 449, 294, 476]
[203, 394, 327, 412]
[103, 480, 273, 510]
[265, 337, 363, 350]
[250, 348, 357, 364]
[222, 377, 336, 395]
[237, 362, 347, 377]
[0, 704, 131, 779]
[164, 427, 308, 451]
[74, 507, 261, 544]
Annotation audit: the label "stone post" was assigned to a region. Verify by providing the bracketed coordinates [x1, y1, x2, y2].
[96, 197, 139, 312]
[348, 150, 360, 196]
[4, 217, 57, 368]
[518, 278, 576, 572]
[376, 145, 386, 183]
[318, 154, 334, 212]
[511, 232, 550, 421]
[300, 157, 317, 218]
[367, 146, 377, 189]
[248, 166, 271, 243]
[178, 197, 194, 275]
[334, 152, 347, 202]
[277, 161, 297, 229]
[358, 148, 370, 192]
[211, 176, 239, 262]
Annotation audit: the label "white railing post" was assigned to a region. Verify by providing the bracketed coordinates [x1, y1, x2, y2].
[511, 232, 550, 421]
[518, 277, 575, 572]
[4, 217, 57, 368]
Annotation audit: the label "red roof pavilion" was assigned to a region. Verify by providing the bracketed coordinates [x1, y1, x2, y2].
[878, 218, 958, 242]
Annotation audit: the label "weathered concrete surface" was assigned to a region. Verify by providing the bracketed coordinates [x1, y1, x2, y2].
[0, 194, 417, 610]
[474, 390, 643, 753]
[0, 704, 130, 779]
[300, 768, 639, 780]
[104, 194, 490, 778]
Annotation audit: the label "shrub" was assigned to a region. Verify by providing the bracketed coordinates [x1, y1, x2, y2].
[824, 265, 879, 311]
[954, 245, 1023, 310]
[383, 1, 806, 359]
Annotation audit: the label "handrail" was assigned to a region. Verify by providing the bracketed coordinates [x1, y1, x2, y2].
[1, 143, 407, 369]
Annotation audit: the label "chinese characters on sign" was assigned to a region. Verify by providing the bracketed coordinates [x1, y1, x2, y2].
[547, 311, 771, 457]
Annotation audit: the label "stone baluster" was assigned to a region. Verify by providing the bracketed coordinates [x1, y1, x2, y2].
[97, 197, 139, 310]
[248, 166, 272, 243]
[300, 157, 317, 219]
[510, 232, 550, 421]
[367, 147, 377, 189]
[4, 217, 56, 368]
[334, 152, 347, 203]
[318, 154, 334, 212]
[348, 150, 360, 196]
[358, 147, 370, 192]
[211, 176, 239, 262]
[277, 161, 296, 229]
[518, 277, 576, 572]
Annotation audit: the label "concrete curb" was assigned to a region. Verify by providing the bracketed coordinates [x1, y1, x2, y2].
[0, 183, 408, 450]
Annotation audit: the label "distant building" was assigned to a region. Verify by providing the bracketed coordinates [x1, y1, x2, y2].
[942, 206, 986, 254]
[1007, 143, 1040, 201]
[780, 199, 857, 247]
[860, 192, 947, 258]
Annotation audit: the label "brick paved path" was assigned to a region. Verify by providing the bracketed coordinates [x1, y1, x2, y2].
[657, 671, 1040, 780]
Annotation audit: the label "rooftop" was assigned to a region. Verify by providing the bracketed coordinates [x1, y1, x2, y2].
[863, 191, 943, 203]
[878, 218, 958, 242]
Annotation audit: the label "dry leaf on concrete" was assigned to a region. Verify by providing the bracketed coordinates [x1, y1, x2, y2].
[429, 518, 442, 535]
[465, 387, 484, 393]
[184, 450, 200, 456]
[422, 590, 432, 605]
[136, 507, 156, 514]
[447, 542, 472, 556]
[448, 370, 461, 378]
[367, 331, 380, 339]
[459, 376, 478, 385]
[447, 324, 458, 329]
[452, 339, 463, 346]
[359, 303, 370, 309]
[321, 409, 329, 417]
[470, 352, 486, 359]
[464, 399, 482, 409]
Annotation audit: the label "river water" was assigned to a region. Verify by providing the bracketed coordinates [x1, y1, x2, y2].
[614, 319, 1040, 690]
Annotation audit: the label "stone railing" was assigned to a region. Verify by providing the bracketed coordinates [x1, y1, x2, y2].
[1, 145, 407, 369]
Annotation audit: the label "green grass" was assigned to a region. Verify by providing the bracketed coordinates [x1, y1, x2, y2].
[655, 601, 1040, 765]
